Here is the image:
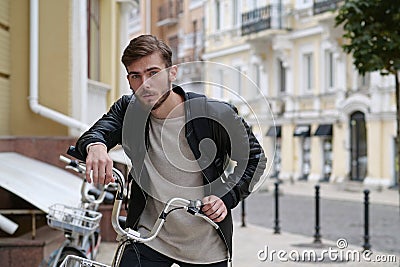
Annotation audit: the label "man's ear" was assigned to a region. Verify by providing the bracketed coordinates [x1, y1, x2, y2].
[126, 75, 135, 94]
[169, 65, 178, 82]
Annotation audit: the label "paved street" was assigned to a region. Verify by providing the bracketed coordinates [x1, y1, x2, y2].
[232, 180, 400, 256]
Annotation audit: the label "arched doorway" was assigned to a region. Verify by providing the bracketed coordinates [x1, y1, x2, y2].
[350, 111, 367, 181]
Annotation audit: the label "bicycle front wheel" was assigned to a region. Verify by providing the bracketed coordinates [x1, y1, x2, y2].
[57, 247, 86, 267]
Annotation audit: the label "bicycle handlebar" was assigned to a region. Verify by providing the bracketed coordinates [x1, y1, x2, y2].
[59, 155, 122, 206]
[111, 196, 219, 244]
[60, 147, 218, 245]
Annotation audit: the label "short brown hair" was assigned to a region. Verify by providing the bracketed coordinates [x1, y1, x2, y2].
[121, 35, 172, 68]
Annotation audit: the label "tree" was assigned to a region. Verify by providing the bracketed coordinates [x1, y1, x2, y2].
[335, 0, 400, 209]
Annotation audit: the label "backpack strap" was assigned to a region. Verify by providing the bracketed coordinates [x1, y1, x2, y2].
[185, 92, 212, 144]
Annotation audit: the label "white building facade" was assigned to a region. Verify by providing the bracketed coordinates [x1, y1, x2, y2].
[204, 0, 397, 187]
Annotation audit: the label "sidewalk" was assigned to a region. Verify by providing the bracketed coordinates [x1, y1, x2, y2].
[231, 223, 398, 267]
[96, 222, 399, 266]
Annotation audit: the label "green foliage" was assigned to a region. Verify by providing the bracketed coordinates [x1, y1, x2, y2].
[335, 0, 400, 75]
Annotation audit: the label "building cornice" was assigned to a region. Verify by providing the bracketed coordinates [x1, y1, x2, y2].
[289, 25, 324, 40]
[202, 43, 251, 60]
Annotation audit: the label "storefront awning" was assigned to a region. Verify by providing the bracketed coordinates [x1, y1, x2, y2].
[314, 124, 333, 136]
[0, 152, 82, 213]
[265, 126, 281, 138]
[293, 125, 311, 137]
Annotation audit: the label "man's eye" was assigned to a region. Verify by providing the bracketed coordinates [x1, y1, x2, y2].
[149, 71, 158, 76]
[131, 74, 140, 79]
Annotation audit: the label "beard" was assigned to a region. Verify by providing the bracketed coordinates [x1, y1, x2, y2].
[151, 89, 171, 110]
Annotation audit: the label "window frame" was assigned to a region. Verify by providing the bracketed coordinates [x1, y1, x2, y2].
[302, 52, 314, 93]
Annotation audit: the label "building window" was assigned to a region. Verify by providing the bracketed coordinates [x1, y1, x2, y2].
[254, 64, 261, 93]
[128, 5, 141, 36]
[236, 66, 242, 95]
[325, 51, 335, 90]
[192, 20, 197, 60]
[178, 0, 184, 14]
[350, 111, 367, 181]
[168, 35, 179, 64]
[215, 0, 221, 30]
[358, 72, 370, 90]
[278, 59, 286, 94]
[303, 53, 313, 92]
[232, 0, 239, 26]
[87, 0, 100, 81]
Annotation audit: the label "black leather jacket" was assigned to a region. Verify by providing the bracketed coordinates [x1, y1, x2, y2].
[76, 86, 267, 260]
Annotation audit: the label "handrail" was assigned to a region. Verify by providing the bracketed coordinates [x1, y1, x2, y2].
[0, 209, 45, 239]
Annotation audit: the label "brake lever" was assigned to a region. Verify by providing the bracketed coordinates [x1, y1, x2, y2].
[186, 199, 202, 215]
[186, 199, 219, 229]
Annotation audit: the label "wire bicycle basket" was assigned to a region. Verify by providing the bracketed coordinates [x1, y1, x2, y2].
[59, 255, 110, 267]
[47, 204, 102, 235]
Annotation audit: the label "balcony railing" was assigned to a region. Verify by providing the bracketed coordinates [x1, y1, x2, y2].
[313, 0, 343, 15]
[241, 5, 272, 36]
[241, 4, 288, 36]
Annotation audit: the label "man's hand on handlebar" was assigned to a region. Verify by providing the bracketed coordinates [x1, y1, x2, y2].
[85, 144, 115, 185]
[201, 195, 227, 223]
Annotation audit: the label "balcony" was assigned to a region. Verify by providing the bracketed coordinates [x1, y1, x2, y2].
[157, 1, 180, 27]
[241, 6, 272, 36]
[241, 4, 287, 36]
[313, 0, 343, 15]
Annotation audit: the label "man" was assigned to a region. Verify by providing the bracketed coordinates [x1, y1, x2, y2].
[75, 35, 266, 267]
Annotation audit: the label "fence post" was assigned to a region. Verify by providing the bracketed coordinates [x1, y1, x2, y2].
[313, 184, 322, 244]
[363, 189, 371, 251]
[274, 182, 281, 234]
[241, 198, 246, 227]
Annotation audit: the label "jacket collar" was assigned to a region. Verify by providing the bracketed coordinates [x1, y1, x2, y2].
[172, 84, 187, 99]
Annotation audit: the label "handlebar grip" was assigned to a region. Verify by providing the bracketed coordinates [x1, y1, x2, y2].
[59, 154, 85, 173]
[59, 155, 71, 164]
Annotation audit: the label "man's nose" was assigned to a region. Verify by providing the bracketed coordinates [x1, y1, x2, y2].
[141, 75, 151, 88]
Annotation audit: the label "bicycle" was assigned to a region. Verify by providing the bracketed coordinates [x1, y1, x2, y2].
[58, 150, 220, 267]
[40, 152, 115, 267]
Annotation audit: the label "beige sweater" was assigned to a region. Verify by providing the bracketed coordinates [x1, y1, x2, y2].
[137, 115, 227, 264]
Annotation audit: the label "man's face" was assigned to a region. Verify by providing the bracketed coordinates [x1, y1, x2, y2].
[126, 53, 177, 109]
